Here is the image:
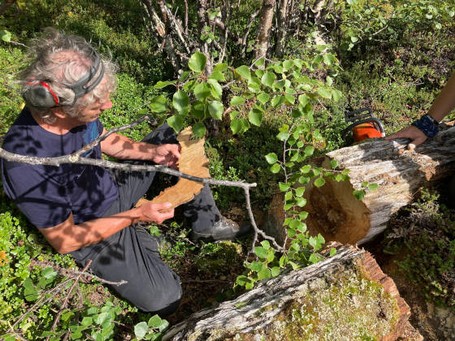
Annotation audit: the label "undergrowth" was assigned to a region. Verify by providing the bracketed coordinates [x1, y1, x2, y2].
[383, 189, 455, 308]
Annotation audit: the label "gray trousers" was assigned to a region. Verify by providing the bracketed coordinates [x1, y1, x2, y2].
[70, 124, 221, 316]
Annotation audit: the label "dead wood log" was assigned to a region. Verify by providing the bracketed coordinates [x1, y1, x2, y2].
[163, 245, 419, 340]
[304, 126, 455, 245]
[265, 126, 455, 246]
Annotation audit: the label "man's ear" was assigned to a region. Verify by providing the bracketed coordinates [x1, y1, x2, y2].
[51, 107, 67, 119]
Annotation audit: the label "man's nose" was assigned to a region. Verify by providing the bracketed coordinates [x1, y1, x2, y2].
[100, 99, 113, 110]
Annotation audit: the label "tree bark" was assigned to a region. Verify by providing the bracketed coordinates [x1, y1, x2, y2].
[163, 245, 420, 340]
[304, 127, 455, 245]
[255, 0, 276, 60]
[274, 0, 289, 56]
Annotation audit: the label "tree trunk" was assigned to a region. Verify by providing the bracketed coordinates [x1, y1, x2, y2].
[163, 245, 421, 340]
[274, 0, 289, 56]
[255, 0, 276, 60]
[304, 127, 455, 245]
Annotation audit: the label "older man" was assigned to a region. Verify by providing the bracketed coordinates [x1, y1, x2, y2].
[1, 28, 243, 316]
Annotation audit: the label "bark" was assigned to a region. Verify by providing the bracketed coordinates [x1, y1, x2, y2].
[274, 0, 289, 56]
[255, 0, 276, 60]
[305, 126, 455, 245]
[163, 245, 420, 340]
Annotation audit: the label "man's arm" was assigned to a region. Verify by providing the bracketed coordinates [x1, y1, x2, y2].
[386, 72, 455, 146]
[100, 130, 180, 167]
[38, 201, 174, 254]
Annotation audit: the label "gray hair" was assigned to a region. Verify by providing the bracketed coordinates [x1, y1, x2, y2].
[20, 28, 118, 123]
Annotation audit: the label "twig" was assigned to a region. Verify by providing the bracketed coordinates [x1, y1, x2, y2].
[46, 260, 92, 340]
[30, 259, 127, 286]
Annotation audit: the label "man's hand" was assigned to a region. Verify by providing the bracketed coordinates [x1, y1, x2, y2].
[151, 144, 181, 168]
[385, 125, 427, 149]
[139, 202, 175, 224]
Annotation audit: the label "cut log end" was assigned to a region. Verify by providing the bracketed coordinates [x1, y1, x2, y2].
[306, 177, 371, 244]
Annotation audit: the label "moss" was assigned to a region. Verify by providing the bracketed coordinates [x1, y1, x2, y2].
[275, 270, 399, 340]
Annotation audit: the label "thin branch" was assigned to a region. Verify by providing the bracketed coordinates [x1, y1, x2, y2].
[30, 259, 127, 286]
[47, 260, 93, 340]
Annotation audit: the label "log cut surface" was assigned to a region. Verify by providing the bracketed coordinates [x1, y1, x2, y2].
[304, 126, 455, 244]
[163, 245, 418, 341]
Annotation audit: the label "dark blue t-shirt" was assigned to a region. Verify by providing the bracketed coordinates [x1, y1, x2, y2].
[1, 108, 118, 228]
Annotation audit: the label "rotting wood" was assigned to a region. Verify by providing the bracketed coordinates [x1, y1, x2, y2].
[136, 126, 210, 209]
[163, 244, 420, 340]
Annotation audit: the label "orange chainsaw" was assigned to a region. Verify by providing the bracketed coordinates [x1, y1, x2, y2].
[342, 107, 385, 144]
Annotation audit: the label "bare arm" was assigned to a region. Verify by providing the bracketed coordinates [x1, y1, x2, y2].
[387, 72, 455, 146]
[100, 130, 180, 167]
[38, 202, 174, 254]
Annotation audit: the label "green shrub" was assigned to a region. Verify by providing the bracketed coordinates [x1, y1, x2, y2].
[0, 46, 25, 135]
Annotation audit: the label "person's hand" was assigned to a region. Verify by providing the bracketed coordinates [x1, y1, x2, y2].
[140, 202, 175, 224]
[385, 125, 427, 149]
[151, 144, 181, 168]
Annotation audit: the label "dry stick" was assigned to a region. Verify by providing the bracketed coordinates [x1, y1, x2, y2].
[46, 260, 93, 340]
[30, 259, 127, 286]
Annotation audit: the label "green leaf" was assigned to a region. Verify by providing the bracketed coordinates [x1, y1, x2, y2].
[279, 182, 290, 192]
[265, 153, 278, 164]
[23, 278, 38, 302]
[257, 268, 272, 280]
[257, 92, 270, 104]
[188, 52, 207, 73]
[314, 177, 325, 188]
[0, 30, 12, 43]
[316, 87, 332, 99]
[210, 63, 228, 81]
[304, 146, 315, 157]
[271, 266, 281, 277]
[254, 246, 268, 259]
[192, 123, 206, 138]
[134, 321, 149, 340]
[167, 115, 185, 132]
[261, 71, 276, 88]
[230, 118, 249, 134]
[194, 83, 211, 100]
[248, 109, 263, 126]
[270, 163, 281, 174]
[154, 80, 175, 89]
[172, 90, 190, 114]
[235, 65, 252, 80]
[294, 187, 305, 197]
[298, 95, 310, 107]
[150, 95, 168, 113]
[207, 101, 224, 120]
[95, 312, 111, 325]
[230, 96, 246, 106]
[208, 79, 223, 99]
[276, 131, 290, 141]
[309, 253, 323, 264]
[271, 95, 284, 107]
[300, 165, 312, 174]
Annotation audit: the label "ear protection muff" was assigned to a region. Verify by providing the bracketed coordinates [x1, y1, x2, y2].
[22, 52, 105, 108]
[22, 80, 62, 108]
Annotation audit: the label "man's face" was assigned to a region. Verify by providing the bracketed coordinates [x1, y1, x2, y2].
[77, 92, 113, 123]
